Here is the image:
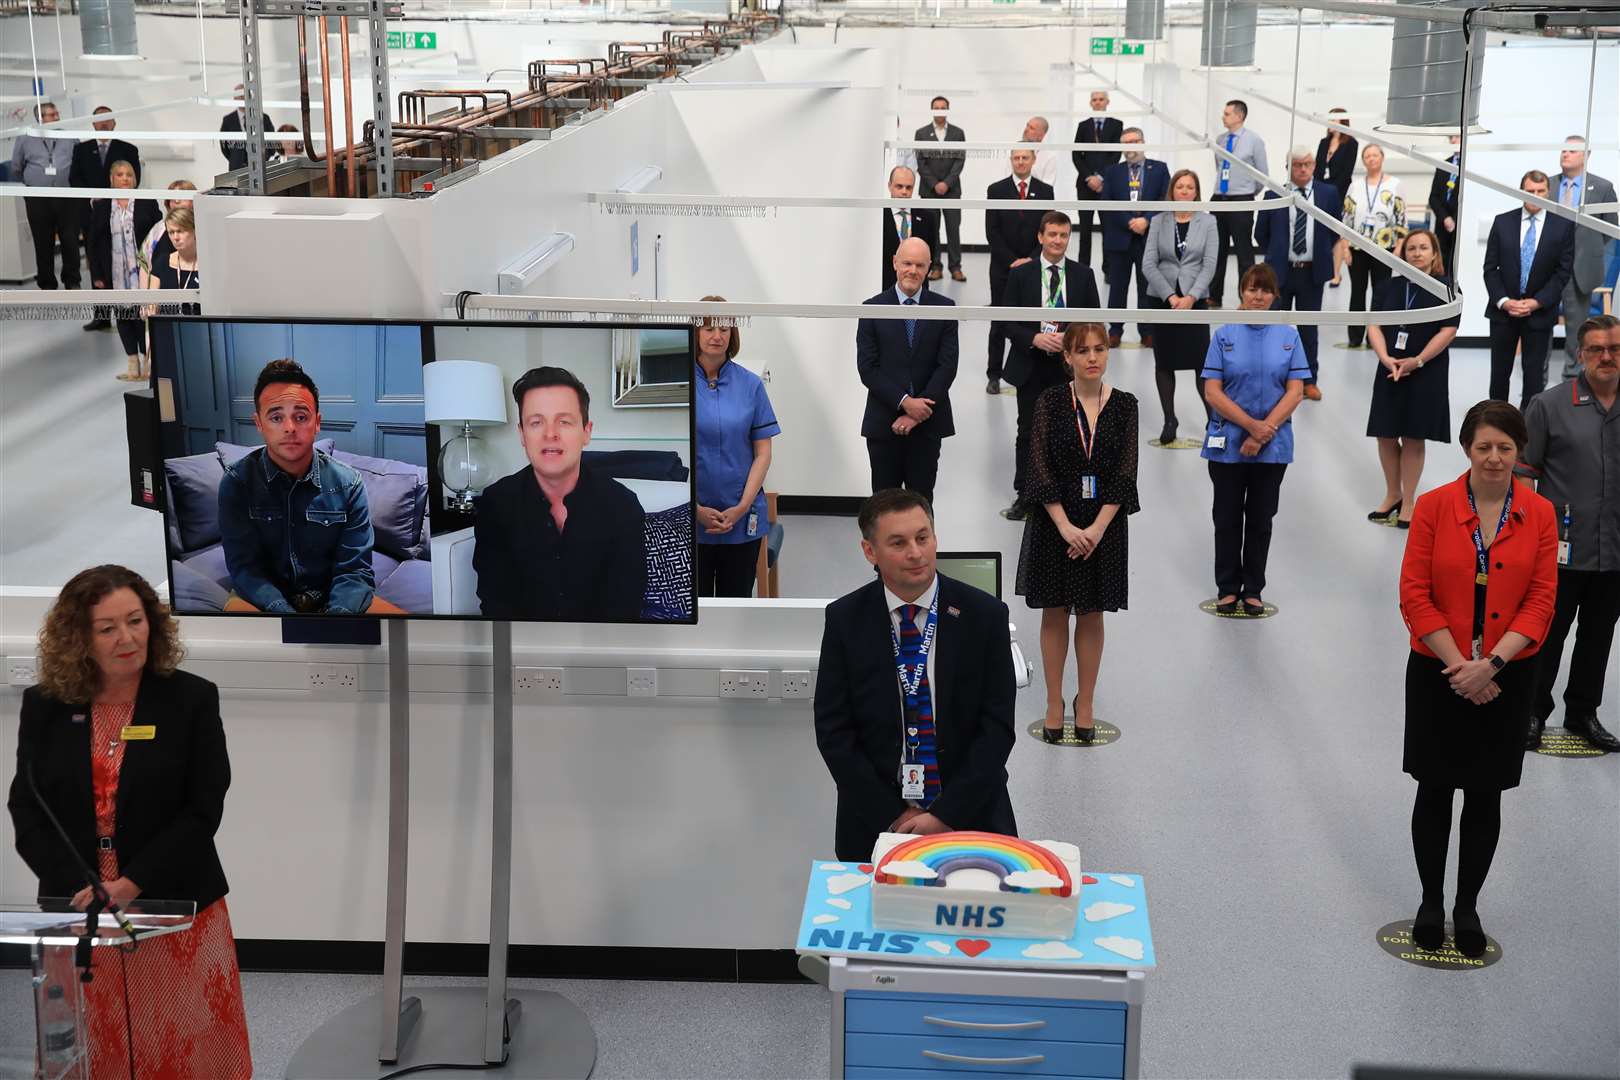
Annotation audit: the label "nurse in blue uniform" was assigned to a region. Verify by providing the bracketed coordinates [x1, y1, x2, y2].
[1200, 265, 1310, 614]
[695, 297, 782, 597]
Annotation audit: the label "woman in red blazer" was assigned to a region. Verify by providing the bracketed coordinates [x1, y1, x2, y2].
[1398, 400, 1557, 958]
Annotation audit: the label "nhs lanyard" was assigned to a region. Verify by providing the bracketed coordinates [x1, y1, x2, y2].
[1466, 482, 1513, 584]
[1073, 386, 1101, 460]
[890, 590, 939, 704]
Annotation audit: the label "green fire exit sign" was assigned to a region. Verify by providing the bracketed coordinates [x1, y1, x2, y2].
[1090, 37, 1145, 56]
[387, 30, 437, 50]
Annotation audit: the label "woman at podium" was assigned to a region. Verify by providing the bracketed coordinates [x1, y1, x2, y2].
[7, 565, 251, 1078]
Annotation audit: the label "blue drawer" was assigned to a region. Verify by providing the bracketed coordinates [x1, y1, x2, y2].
[846, 996, 1125, 1044]
[846, 1069, 1119, 1080]
[845, 1033, 1125, 1077]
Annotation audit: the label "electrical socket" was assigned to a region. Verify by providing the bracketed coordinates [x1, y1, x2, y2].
[780, 670, 813, 700]
[626, 667, 658, 698]
[719, 669, 771, 699]
[515, 666, 564, 698]
[307, 663, 358, 692]
[6, 656, 38, 686]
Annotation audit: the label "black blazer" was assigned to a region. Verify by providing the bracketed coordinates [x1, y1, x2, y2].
[8, 669, 231, 908]
[813, 574, 1017, 862]
[881, 207, 939, 291]
[87, 198, 162, 288]
[856, 288, 958, 441]
[219, 110, 276, 170]
[69, 138, 142, 190]
[1428, 153, 1459, 227]
[1312, 134, 1357, 193]
[1482, 208, 1575, 328]
[985, 175, 1054, 271]
[1072, 116, 1124, 195]
[1002, 257, 1101, 389]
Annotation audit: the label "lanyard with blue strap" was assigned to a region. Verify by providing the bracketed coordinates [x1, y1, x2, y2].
[890, 589, 939, 762]
[1465, 480, 1513, 659]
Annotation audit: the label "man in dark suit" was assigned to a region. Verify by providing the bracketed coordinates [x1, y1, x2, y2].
[915, 96, 966, 282]
[813, 488, 1018, 861]
[985, 149, 1053, 394]
[1001, 211, 1101, 520]
[219, 84, 275, 173]
[1428, 134, 1461, 275]
[1071, 90, 1123, 268]
[71, 106, 142, 331]
[1255, 147, 1340, 400]
[881, 165, 938, 292]
[1098, 128, 1169, 348]
[1554, 136, 1618, 378]
[1483, 170, 1576, 409]
[857, 237, 959, 507]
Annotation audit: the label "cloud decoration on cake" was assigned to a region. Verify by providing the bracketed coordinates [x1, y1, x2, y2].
[826, 898, 852, 911]
[826, 872, 870, 896]
[924, 940, 952, 955]
[812, 914, 839, 925]
[1003, 869, 1066, 891]
[819, 863, 848, 872]
[881, 860, 938, 881]
[1108, 875, 1136, 888]
[1084, 901, 1136, 923]
[1095, 935, 1145, 961]
[1022, 941, 1085, 960]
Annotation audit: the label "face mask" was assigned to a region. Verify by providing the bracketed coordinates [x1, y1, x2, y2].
[1091, 105, 1109, 117]
[932, 111, 948, 122]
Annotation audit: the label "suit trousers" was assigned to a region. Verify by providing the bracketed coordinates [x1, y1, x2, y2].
[1532, 568, 1620, 722]
[697, 539, 762, 599]
[1104, 238, 1149, 336]
[1075, 185, 1100, 267]
[987, 262, 1011, 380]
[1347, 248, 1392, 347]
[1435, 223, 1458, 283]
[1276, 263, 1325, 382]
[868, 433, 942, 507]
[1561, 276, 1592, 374]
[1209, 194, 1256, 304]
[23, 196, 82, 289]
[926, 199, 962, 271]
[1488, 318, 1553, 409]
[1208, 460, 1287, 598]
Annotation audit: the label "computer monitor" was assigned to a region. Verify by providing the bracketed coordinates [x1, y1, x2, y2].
[935, 551, 1002, 600]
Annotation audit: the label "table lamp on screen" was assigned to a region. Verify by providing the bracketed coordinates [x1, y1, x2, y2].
[424, 359, 507, 512]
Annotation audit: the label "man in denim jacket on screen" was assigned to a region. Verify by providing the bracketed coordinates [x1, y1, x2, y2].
[217, 359, 401, 614]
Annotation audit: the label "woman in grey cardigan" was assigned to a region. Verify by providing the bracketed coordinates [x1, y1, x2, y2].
[1142, 169, 1220, 444]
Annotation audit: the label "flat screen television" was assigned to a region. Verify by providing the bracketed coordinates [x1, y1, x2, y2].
[150, 316, 696, 624]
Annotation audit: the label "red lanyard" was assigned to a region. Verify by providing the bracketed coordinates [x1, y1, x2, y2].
[1072, 385, 1103, 461]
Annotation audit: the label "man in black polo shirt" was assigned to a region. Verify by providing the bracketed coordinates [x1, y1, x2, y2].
[473, 366, 647, 620]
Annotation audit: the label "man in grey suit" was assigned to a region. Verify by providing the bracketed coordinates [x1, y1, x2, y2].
[916, 96, 966, 283]
[1554, 136, 1618, 378]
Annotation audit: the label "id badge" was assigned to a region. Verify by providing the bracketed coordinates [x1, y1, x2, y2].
[901, 763, 926, 801]
[1081, 475, 1099, 499]
[1219, 162, 1231, 181]
[1558, 540, 1571, 566]
[120, 725, 155, 741]
[1394, 330, 1409, 351]
[1041, 321, 1060, 334]
[1471, 636, 1484, 661]
[44, 163, 57, 177]
[1129, 186, 1141, 203]
[747, 511, 759, 537]
[1207, 434, 1227, 450]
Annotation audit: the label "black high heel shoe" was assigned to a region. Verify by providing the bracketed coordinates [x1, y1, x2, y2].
[1452, 906, 1487, 958]
[1041, 723, 1064, 744]
[1073, 694, 1094, 745]
[1158, 422, 1177, 445]
[1367, 499, 1402, 522]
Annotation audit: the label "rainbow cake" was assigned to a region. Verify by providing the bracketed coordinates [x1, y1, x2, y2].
[870, 831, 1082, 940]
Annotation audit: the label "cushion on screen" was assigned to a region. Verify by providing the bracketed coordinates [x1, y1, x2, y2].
[215, 438, 334, 468]
[169, 558, 228, 613]
[583, 449, 689, 482]
[618, 478, 690, 514]
[329, 450, 429, 562]
[641, 502, 694, 622]
[377, 557, 433, 615]
[163, 451, 226, 554]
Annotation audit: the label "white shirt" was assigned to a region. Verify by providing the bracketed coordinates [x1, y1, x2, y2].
[892, 206, 913, 237]
[1009, 172, 1036, 197]
[930, 122, 949, 142]
[883, 574, 940, 792]
[1496, 208, 1545, 310]
[1039, 253, 1067, 305]
[1288, 183, 1315, 262]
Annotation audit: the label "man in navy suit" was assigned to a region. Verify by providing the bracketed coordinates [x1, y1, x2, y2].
[856, 237, 959, 507]
[1099, 129, 1169, 347]
[880, 165, 939, 292]
[985, 149, 1054, 394]
[1483, 170, 1576, 408]
[1000, 211, 1102, 520]
[1255, 147, 1340, 400]
[813, 488, 1017, 861]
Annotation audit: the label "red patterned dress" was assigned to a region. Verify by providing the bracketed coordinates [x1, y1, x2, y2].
[83, 701, 253, 1079]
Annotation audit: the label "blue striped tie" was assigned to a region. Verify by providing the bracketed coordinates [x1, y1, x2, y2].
[904, 295, 917, 347]
[899, 603, 939, 808]
[1518, 214, 1537, 294]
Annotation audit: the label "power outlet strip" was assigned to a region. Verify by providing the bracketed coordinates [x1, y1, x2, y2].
[515, 667, 564, 699]
[6, 656, 38, 686]
[626, 667, 658, 698]
[780, 670, 814, 700]
[719, 669, 771, 699]
[307, 663, 358, 692]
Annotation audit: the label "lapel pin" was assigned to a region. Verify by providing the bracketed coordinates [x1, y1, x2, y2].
[71, 713, 87, 723]
[946, 605, 961, 618]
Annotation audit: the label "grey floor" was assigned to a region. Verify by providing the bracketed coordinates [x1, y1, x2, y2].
[3, 256, 1618, 1078]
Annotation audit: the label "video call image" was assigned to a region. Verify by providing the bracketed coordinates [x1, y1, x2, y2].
[155, 318, 696, 624]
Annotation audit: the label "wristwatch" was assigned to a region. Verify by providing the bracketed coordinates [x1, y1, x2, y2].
[1487, 654, 1506, 672]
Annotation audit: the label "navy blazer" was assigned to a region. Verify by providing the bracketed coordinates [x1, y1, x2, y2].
[1255, 181, 1341, 286]
[812, 573, 1018, 862]
[985, 175, 1054, 270]
[1001, 257, 1101, 389]
[856, 288, 959, 440]
[1099, 159, 1170, 252]
[1482, 208, 1575, 328]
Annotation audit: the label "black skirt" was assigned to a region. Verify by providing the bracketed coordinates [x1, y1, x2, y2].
[1149, 296, 1211, 372]
[1403, 651, 1530, 791]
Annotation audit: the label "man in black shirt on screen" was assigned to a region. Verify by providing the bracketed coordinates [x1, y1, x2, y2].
[473, 366, 647, 620]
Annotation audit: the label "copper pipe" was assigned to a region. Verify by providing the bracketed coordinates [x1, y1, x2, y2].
[341, 16, 356, 197]
[317, 16, 337, 196]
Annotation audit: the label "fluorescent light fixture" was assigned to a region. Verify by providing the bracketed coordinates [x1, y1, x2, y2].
[498, 232, 574, 294]
[616, 165, 663, 194]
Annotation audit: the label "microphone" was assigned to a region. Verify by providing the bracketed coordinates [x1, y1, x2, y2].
[23, 760, 139, 944]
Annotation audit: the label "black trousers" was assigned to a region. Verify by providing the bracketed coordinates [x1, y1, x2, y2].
[1104, 239, 1148, 336]
[697, 539, 762, 599]
[1075, 185, 1100, 266]
[1533, 568, 1620, 722]
[23, 195, 82, 289]
[927, 202, 962, 272]
[1209, 194, 1255, 304]
[115, 318, 145, 357]
[1208, 460, 1287, 598]
[1276, 263, 1325, 383]
[987, 262, 1011, 380]
[1435, 222, 1457, 281]
[868, 434, 942, 508]
[1488, 319, 1553, 410]
[1347, 249, 1391, 347]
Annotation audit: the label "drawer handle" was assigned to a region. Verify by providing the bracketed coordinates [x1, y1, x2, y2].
[922, 1015, 1048, 1032]
[922, 1049, 1047, 1066]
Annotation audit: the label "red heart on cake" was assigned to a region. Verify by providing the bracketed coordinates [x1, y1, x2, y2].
[858, 864, 874, 874]
[1081, 875, 1099, 885]
[955, 939, 991, 958]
